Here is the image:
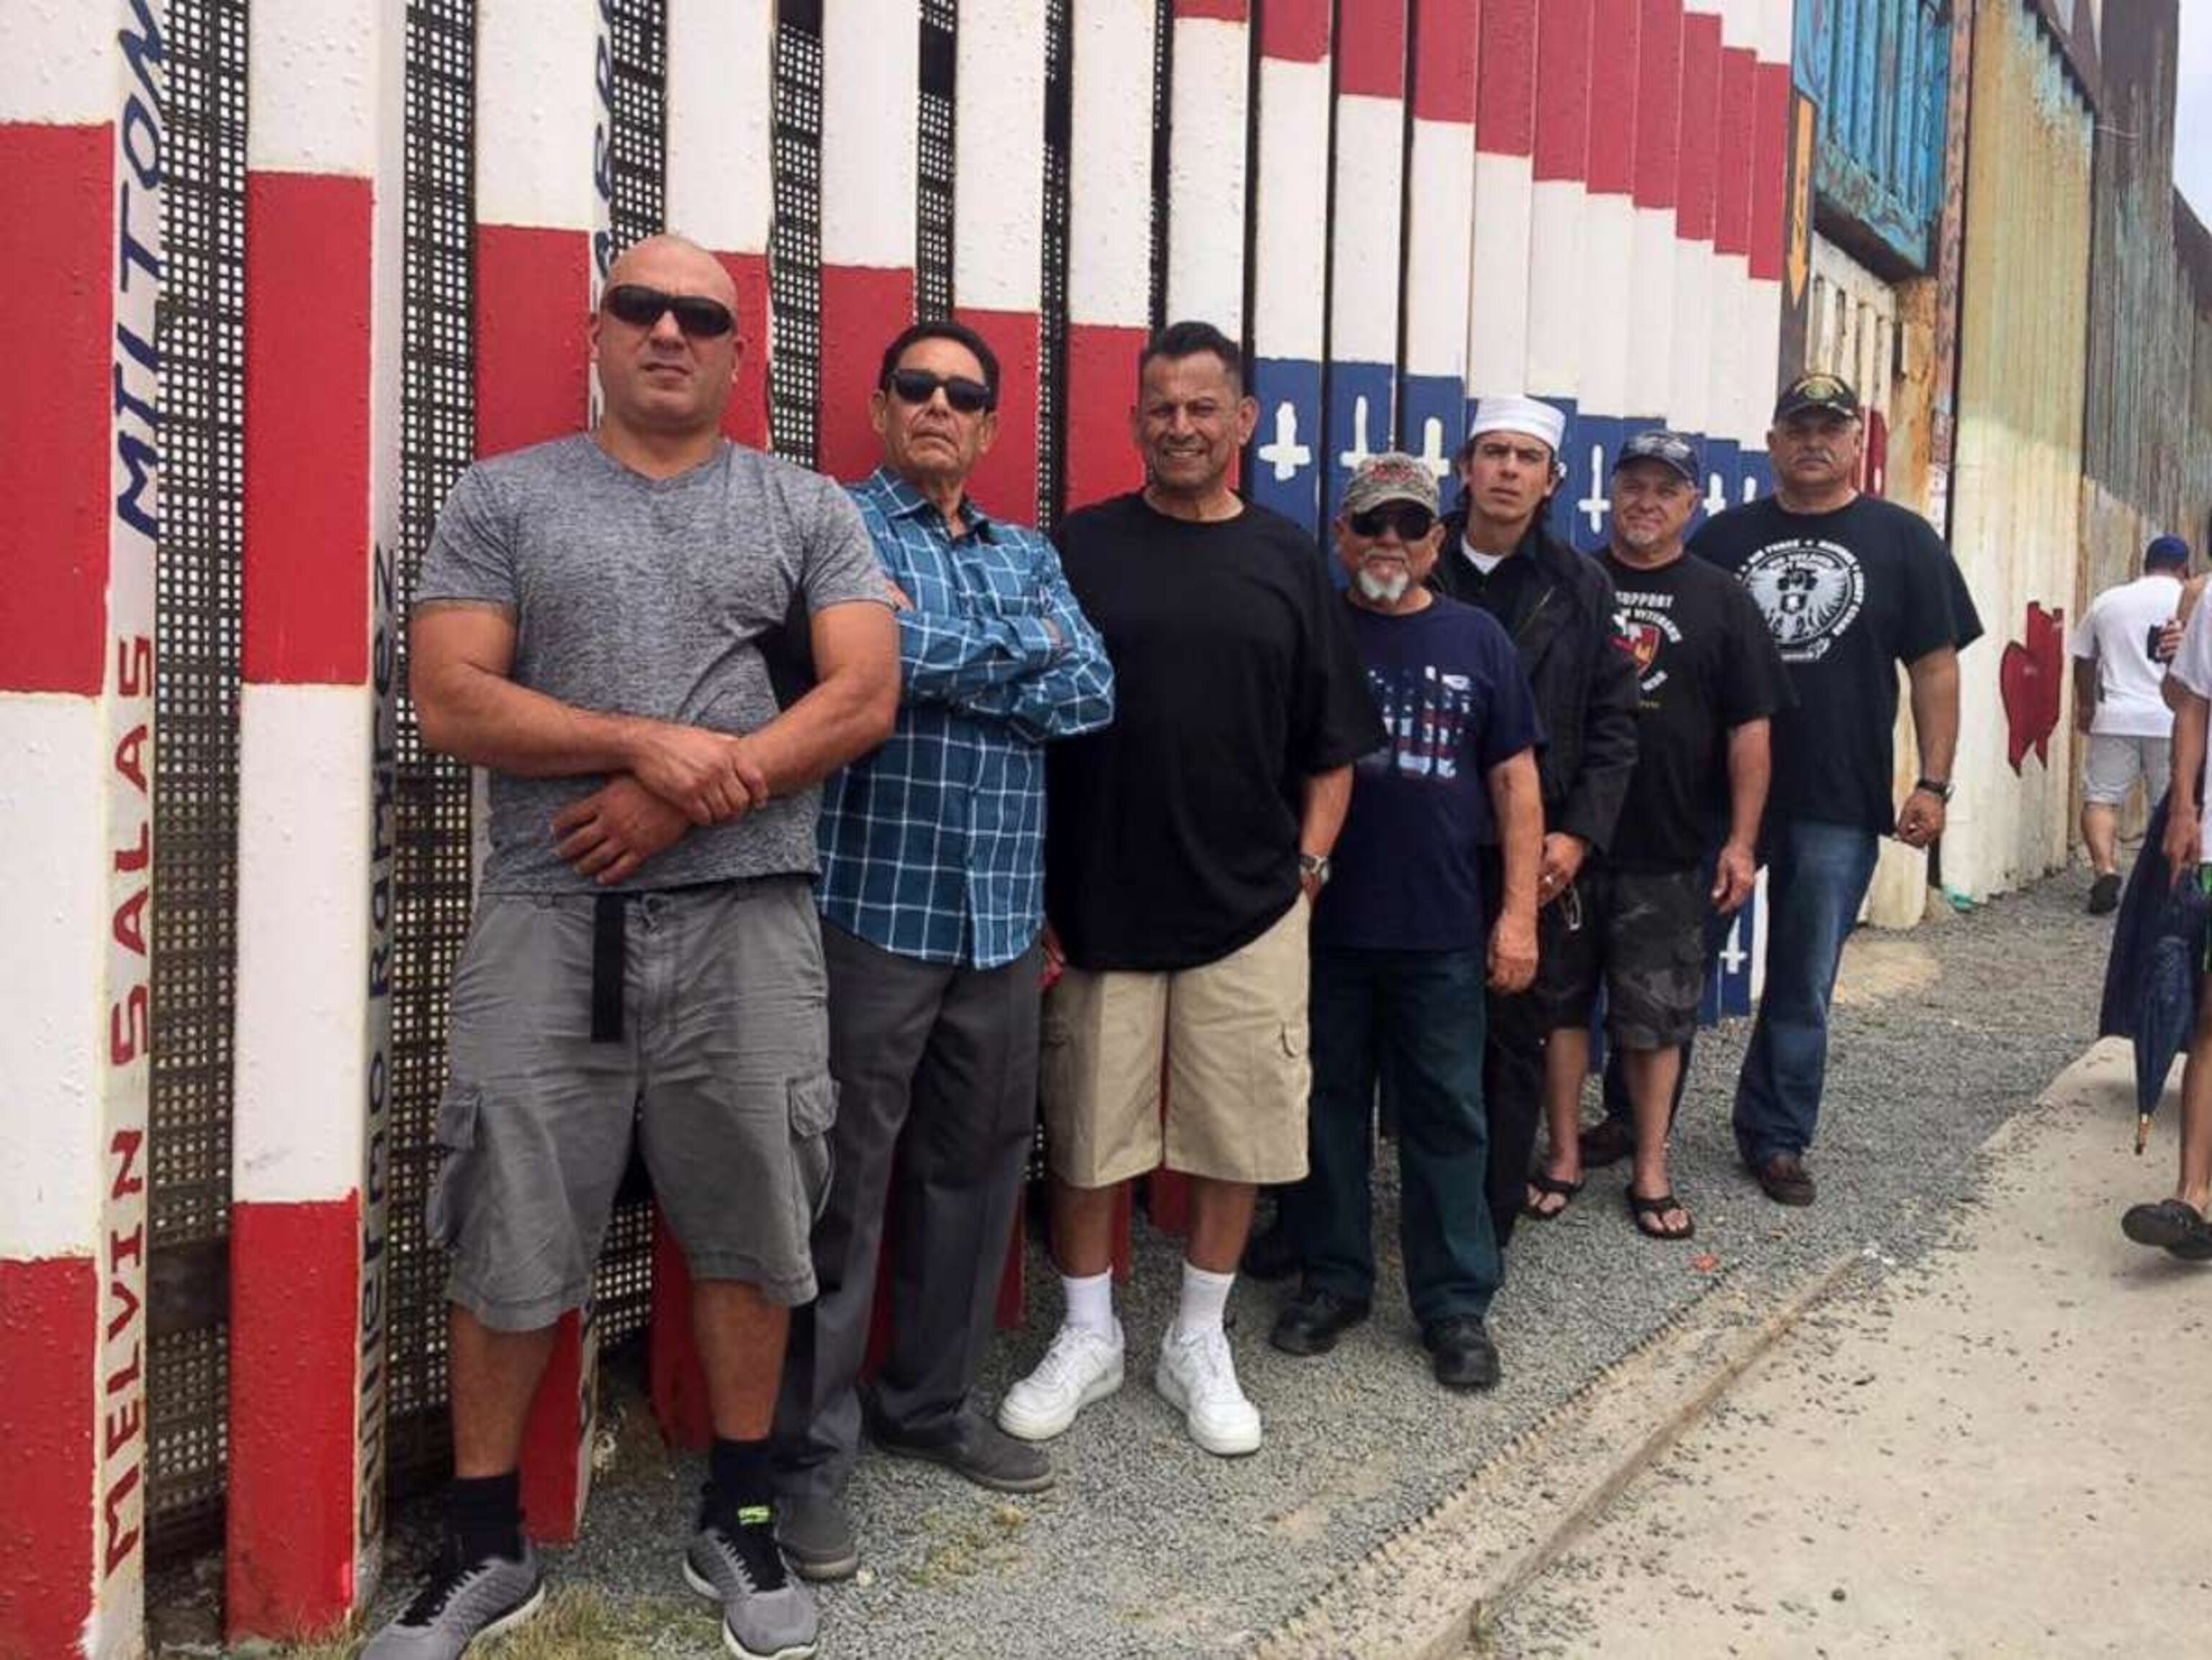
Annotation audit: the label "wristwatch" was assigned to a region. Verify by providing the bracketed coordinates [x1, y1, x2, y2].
[1914, 777, 1954, 803]
[1298, 852, 1332, 889]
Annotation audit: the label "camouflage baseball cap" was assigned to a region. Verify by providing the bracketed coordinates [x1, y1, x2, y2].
[1341, 451, 1440, 518]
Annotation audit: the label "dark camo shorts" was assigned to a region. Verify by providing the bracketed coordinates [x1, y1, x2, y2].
[1541, 863, 1709, 1050]
[428, 877, 835, 1331]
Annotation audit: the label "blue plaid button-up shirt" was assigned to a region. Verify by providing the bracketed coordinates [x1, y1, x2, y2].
[819, 469, 1115, 968]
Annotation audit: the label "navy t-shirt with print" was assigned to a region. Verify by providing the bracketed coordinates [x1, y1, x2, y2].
[1316, 595, 1545, 953]
[1692, 494, 1982, 836]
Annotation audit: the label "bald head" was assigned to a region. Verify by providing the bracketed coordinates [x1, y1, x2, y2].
[606, 231, 737, 308]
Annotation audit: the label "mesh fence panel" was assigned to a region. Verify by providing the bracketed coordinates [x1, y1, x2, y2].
[148, 0, 248, 1566]
[386, 0, 479, 1492]
[1038, 0, 1072, 528]
[604, 0, 667, 256]
[770, 1, 824, 465]
[917, 0, 956, 320]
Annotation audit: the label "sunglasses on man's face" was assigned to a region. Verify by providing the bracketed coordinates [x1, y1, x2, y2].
[601, 283, 736, 338]
[886, 367, 996, 415]
[1348, 502, 1436, 542]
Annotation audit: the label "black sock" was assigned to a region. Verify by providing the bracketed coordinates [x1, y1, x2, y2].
[449, 1471, 524, 1563]
[703, 1436, 774, 1524]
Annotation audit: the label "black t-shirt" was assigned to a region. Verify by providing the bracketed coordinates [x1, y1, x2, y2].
[1601, 549, 1791, 870]
[1692, 495, 1983, 835]
[1046, 493, 1386, 970]
[1317, 596, 1544, 952]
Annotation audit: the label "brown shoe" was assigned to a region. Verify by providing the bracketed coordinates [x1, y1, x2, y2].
[1753, 1153, 1816, 1206]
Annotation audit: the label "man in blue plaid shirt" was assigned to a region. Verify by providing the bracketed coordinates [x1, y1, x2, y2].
[773, 320, 1113, 1579]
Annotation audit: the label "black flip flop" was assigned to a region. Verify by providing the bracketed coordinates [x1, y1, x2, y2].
[1628, 1188, 1696, 1241]
[2123, 1197, 2212, 1260]
[1523, 1173, 1583, 1220]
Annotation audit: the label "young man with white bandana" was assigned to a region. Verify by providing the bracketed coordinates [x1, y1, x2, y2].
[1426, 396, 1640, 1253]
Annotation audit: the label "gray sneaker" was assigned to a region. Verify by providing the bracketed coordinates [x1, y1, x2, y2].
[361, 1541, 544, 1659]
[775, 1489, 860, 1582]
[683, 1505, 819, 1660]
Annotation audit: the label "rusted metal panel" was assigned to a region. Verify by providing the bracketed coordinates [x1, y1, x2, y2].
[2081, 0, 2212, 601]
[1797, 0, 1950, 272]
[1946, 0, 2097, 903]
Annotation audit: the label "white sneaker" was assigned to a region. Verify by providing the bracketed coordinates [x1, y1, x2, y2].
[1154, 1326, 1263, 1456]
[997, 1320, 1125, 1441]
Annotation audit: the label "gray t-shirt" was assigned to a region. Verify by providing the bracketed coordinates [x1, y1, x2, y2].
[418, 435, 889, 893]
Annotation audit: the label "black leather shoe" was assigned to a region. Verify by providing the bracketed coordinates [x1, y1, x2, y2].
[1241, 1218, 1300, 1281]
[868, 1409, 1055, 1494]
[1268, 1286, 1370, 1356]
[1422, 1316, 1500, 1391]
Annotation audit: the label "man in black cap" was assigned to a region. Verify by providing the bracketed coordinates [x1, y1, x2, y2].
[1676, 374, 1982, 1206]
[1522, 432, 1787, 1240]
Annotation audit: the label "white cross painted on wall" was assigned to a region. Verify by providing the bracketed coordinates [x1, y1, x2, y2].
[1576, 443, 1611, 538]
[1416, 416, 1451, 481]
[1337, 395, 1376, 473]
[1719, 915, 1748, 980]
[1257, 402, 1312, 482]
[1704, 470, 1729, 519]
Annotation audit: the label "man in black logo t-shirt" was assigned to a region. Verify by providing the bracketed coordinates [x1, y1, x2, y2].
[1524, 432, 1787, 1242]
[996, 324, 1384, 1459]
[1691, 374, 1982, 1206]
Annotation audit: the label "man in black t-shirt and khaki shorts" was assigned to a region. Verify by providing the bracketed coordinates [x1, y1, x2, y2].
[994, 322, 1384, 1457]
[1524, 432, 1788, 1240]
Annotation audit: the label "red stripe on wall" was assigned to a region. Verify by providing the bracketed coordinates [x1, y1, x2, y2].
[1064, 323, 1148, 516]
[0, 1255, 97, 1658]
[521, 1310, 592, 1544]
[1631, 0, 1684, 209]
[818, 264, 917, 484]
[1175, 0, 1249, 17]
[1474, 0, 1538, 158]
[1260, 0, 1328, 59]
[1587, 0, 1642, 193]
[956, 305, 1042, 526]
[1334, 0, 1406, 96]
[0, 122, 112, 696]
[1532, 0, 1596, 184]
[1411, 0, 1478, 123]
[1676, 14, 1722, 241]
[1714, 47, 1757, 256]
[243, 171, 372, 687]
[1748, 59, 1791, 281]
[226, 1197, 361, 1639]
[476, 224, 593, 459]
[716, 251, 773, 450]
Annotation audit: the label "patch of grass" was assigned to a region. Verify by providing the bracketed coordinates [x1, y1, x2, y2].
[280, 1585, 702, 1659]
[902, 1500, 1033, 1589]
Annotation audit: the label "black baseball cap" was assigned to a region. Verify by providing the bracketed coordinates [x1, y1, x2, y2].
[1773, 372, 1861, 423]
[1612, 428, 1702, 487]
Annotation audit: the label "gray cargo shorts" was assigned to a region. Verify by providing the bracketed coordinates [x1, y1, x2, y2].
[428, 876, 835, 1331]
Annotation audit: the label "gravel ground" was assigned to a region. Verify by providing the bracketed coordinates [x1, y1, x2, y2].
[172, 865, 2111, 1657]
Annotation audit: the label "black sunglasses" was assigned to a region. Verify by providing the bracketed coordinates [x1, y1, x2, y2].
[601, 283, 736, 338]
[886, 367, 996, 415]
[1348, 502, 1437, 541]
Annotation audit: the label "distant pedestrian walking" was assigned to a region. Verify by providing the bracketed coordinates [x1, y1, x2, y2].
[2072, 534, 2190, 914]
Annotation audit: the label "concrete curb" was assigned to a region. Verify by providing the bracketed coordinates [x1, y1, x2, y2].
[1244, 1252, 1863, 1660]
[1246, 1039, 2126, 1660]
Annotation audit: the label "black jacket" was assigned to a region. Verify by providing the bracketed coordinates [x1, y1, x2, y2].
[1431, 509, 1639, 854]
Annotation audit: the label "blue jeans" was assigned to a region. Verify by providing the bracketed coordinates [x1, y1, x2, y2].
[1282, 947, 1501, 1323]
[1732, 817, 1880, 1166]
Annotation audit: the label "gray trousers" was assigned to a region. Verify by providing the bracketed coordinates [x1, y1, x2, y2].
[773, 921, 1040, 1497]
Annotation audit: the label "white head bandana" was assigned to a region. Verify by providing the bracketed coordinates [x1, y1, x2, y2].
[1465, 395, 1568, 456]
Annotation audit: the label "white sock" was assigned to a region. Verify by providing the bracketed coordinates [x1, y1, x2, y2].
[1062, 1269, 1115, 1337]
[1173, 1261, 1236, 1340]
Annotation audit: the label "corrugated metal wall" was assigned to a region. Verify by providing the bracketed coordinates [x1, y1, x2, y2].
[2080, 0, 2212, 600]
[1946, 0, 2094, 901]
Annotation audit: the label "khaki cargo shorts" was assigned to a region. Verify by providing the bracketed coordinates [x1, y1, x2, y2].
[1041, 897, 1311, 1188]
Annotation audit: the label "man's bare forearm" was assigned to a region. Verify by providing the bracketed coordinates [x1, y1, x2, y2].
[1725, 719, 1771, 850]
[1299, 765, 1354, 858]
[742, 665, 899, 797]
[1488, 752, 1542, 919]
[1908, 647, 1961, 782]
[415, 656, 652, 777]
[2175, 693, 2208, 818]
